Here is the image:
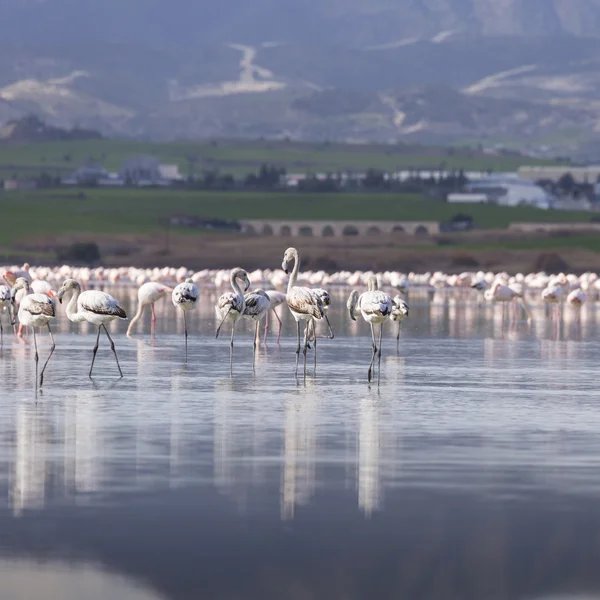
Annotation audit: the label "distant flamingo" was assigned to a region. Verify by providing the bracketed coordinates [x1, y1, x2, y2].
[0, 284, 14, 344]
[215, 268, 250, 372]
[390, 295, 409, 346]
[243, 288, 271, 367]
[263, 290, 287, 344]
[172, 278, 199, 362]
[127, 282, 172, 336]
[281, 247, 325, 378]
[12, 277, 56, 388]
[567, 288, 587, 308]
[347, 275, 392, 383]
[57, 278, 127, 378]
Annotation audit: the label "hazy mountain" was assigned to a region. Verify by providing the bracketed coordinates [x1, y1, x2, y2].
[4, 0, 600, 46]
[3, 1, 600, 150]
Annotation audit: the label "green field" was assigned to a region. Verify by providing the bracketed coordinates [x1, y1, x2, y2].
[0, 188, 595, 246]
[0, 139, 561, 180]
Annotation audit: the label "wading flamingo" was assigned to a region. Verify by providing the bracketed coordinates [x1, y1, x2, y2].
[347, 275, 392, 383]
[172, 278, 199, 362]
[57, 279, 127, 378]
[0, 284, 14, 344]
[243, 288, 271, 366]
[390, 295, 409, 346]
[215, 268, 250, 372]
[127, 282, 172, 337]
[12, 277, 56, 388]
[263, 290, 287, 344]
[281, 247, 325, 379]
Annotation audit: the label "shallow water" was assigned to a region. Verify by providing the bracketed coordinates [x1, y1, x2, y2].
[2, 288, 600, 599]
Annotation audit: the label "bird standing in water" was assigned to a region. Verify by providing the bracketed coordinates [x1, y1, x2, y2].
[281, 247, 325, 379]
[390, 295, 409, 348]
[215, 268, 251, 373]
[57, 278, 127, 378]
[172, 278, 199, 362]
[12, 277, 56, 388]
[127, 282, 172, 337]
[347, 275, 392, 383]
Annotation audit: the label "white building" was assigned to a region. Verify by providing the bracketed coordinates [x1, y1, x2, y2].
[466, 178, 554, 209]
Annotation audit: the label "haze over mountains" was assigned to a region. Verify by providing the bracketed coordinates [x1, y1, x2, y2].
[3, 0, 600, 153]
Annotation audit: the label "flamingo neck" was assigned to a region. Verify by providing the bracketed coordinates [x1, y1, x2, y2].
[66, 286, 86, 323]
[231, 273, 243, 299]
[126, 299, 145, 335]
[287, 251, 299, 294]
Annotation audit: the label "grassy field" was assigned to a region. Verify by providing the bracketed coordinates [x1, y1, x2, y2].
[0, 138, 562, 180]
[0, 188, 595, 246]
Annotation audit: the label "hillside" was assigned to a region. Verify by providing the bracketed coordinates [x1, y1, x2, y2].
[2, 2, 600, 151]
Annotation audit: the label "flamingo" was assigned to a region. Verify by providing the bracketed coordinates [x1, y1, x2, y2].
[243, 288, 271, 365]
[127, 282, 172, 336]
[390, 295, 409, 346]
[12, 277, 56, 388]
[305, 287, 335, 371]
[57, 278, 127, 378]
[215, 268, 250, 372]
[486, 280, 532, 323]
[281, 247, 325, 378]
[347, 275, 392, 383]
[0, 284, 14, 344]
[172, 278, 199, 362]
[263, 290, 287, 344]
[567, 288, 587, 307]
[541, 284, 563, 321]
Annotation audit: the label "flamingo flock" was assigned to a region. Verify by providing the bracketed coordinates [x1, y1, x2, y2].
[3, 254, 600, 387]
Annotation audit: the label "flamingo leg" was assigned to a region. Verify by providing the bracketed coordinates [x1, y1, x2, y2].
[295, 320, 301, 376]
[377, 323, 383, 383]
[183, 311, 188, 363]
[103, 324, 123, 377]
[263, 314, 269, 345]
[17, 323, 24, 339]
[302, 322, 309, 381]
[89, 326, 101, 378]
[275, 309, 283, 344]
[229, 321, 236, 375]
[313, 320, 317, 374]
[368, 323, 377, 383]
[253, 320, 259, 372]
[0, 314, 3, 346]
[396, 321, 401, 351]
[32, 327, 39, 388]
[39, 323, 55, 387]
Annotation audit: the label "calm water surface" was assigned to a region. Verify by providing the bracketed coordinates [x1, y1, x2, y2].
[1, 289, 600, 599]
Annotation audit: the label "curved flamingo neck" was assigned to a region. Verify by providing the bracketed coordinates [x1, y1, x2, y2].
[231, 272, 243, 299]
[287, 250, 300, 295]
[66, 285, 86, 323]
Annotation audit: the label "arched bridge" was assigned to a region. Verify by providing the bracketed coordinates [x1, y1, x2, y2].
[239, 220, 440, 237]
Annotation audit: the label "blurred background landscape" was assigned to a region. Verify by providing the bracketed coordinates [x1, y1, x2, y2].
[3, 0, 600, 271]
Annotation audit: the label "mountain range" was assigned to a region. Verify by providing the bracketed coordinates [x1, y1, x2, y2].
[3, 1, 600, 153]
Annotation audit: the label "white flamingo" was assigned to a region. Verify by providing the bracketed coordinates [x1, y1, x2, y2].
[215, 268, 250, 372]
[305, 288, 335, 370]
[172, 278, 199, 362]
[567, 288, 587, 307]
[347, 275, 392, 383]
[243, 288, 271, 365]
[57, 279, 127, 378]
[0, 284, 14, 344]
[281, 247, 325, 378]
[390, 295, 409, 345]
[12, 277, 56, 388]
[263, 290, 287, 344]
[127, 281, 172, 336]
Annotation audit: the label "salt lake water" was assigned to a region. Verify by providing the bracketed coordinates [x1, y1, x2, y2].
[1, 288, 600, 599]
